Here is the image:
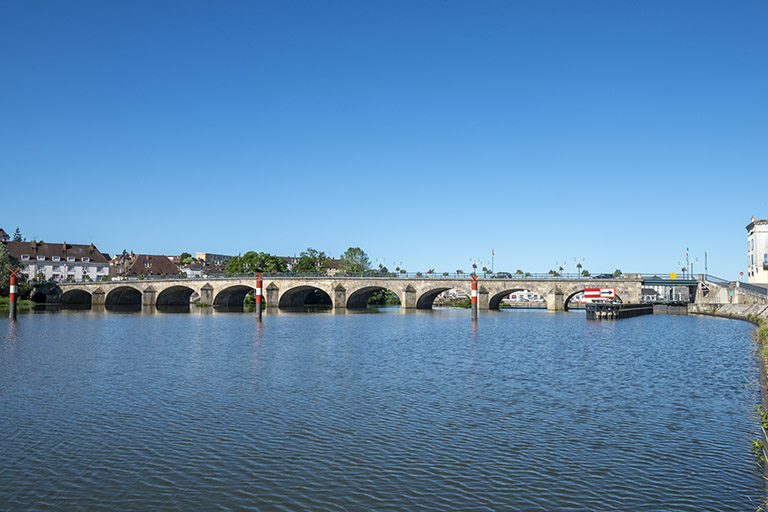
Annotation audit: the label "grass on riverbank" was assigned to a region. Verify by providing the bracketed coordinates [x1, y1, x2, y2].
[750, 316, 768, 359]
[750, 315, 768, 476]
[434, 297, 471, 309]
[0, 297, 35, 310]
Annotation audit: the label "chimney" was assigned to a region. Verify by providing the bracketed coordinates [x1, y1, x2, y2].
[89, 243, 94, 255]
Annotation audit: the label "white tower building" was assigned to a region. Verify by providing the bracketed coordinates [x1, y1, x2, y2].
[746, 216, 768, 284]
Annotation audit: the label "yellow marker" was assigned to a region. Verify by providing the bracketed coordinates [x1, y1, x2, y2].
[669, 272, 677, 280]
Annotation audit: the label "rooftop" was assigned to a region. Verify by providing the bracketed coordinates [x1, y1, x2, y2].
[3, 240, 109, 263]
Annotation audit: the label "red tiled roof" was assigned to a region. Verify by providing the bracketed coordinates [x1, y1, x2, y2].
[126, 254, 180, 276]
[4, 241, 109, 263]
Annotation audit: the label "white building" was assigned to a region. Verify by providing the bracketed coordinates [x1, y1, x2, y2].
[747, 217, 768, 284]
[4, 241, 110, 282]
[504, 290, 545, 303]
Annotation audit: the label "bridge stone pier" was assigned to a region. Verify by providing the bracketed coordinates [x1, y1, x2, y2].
[53, 274, 644, 312]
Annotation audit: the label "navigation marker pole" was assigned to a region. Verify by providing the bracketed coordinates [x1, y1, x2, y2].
[255, 273, 264, 321]
[471, 275, 478, 321]
[9, 269, 19, 320]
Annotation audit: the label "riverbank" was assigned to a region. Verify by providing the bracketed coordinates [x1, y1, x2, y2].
[688, 303, 768, 324]
[0, 297, 35, 311]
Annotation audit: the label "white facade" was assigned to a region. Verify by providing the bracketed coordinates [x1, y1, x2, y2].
[747, 218, 768, 284]
[504, 290, 545, 302]
[20, 257, 109, 282]
[6, 241, 110, 283]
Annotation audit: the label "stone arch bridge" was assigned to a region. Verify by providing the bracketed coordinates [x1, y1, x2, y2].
[52, 275, 644, 312]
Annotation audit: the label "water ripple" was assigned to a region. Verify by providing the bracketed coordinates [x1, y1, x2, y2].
[0, 310, 762, 510]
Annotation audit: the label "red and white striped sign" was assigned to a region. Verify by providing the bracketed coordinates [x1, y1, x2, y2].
[584, 288, 615, 301]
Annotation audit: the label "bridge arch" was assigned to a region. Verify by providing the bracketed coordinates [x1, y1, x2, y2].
[346, 286, 401, 309]
[278, 285, 332, 309]
[214, 285, 256, 308]
[61, 289, 92, 305]
[105, 286, 142, 306]
[563, 286, 623, 311]
[157, 285, 196, 306]
[489, 288, 547, 310]
[416, 287, 453, 309]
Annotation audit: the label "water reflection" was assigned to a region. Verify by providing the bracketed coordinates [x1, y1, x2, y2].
[0, 308, 761, 510]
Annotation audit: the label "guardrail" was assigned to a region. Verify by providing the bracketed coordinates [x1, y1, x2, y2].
[736, 281, 768, 298]
[52, 271, 637, 283]
[703, 274, 730, 285]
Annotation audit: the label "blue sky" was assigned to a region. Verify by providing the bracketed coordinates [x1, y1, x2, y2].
[1, 1, 765, 279]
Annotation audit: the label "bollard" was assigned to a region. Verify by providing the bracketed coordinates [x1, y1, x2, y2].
[471, 275, 478, 321]
[255, 273, 263, 321]
[9, 270, 19, 320]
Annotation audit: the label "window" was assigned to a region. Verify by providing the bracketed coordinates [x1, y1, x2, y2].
[52, 256, 61, 262]
[764, 253, 768, 269]
[37, 255, 45, 261]
[21, 254, 29, 261]
[67, 257, 75, 262]
[82, 257, 90, 263]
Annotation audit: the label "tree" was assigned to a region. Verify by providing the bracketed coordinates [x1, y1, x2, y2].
[582, 269, 591, 277]
[0, 243, 29, 297]
[294, 248, 328, 273]
[613, 269, 623, 278]
[179, 252, 194, 265]
[12, 227, 22, 242]
[226, 251, 288, 274]
[339, 247, 370, 273]
[515, 269, 524, 275]
[367, 290, 401, 306]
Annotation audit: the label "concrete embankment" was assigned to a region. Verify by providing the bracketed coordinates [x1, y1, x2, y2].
[688, 303, 768, 323]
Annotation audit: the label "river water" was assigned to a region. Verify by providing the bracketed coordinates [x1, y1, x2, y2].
[0, 308, 763, 511]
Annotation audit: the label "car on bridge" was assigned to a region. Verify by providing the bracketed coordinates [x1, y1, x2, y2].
[490, 272, 513, 278]
[593, 273, 614, 279]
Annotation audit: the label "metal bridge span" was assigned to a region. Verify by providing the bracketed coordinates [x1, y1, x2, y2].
[53, 274, 649, 312]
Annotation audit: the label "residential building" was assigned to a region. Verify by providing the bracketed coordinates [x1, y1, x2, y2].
[195, 252, 234, 266]
[3, 240, 109, 282]
[0, 228, 9, 242]
[435, 289, 468, 301]
[747, 216, 768, 284]
[125, 254, 180, 277]
[179, 262, 226, 278]
[505, 290, 545, 302]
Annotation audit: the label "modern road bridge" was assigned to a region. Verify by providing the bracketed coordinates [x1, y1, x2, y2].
[51, 273, 650, 312]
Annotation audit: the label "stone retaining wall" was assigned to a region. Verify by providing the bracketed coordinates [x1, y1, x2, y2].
[688, 303, 768, 323]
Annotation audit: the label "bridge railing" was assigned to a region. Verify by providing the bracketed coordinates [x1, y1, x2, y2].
[703, 274, 731, 285]
[55, 271, 638, 283]
[736, 281, 768, 298]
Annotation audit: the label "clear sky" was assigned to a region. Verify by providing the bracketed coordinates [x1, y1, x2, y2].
[1, 1, 765, 279]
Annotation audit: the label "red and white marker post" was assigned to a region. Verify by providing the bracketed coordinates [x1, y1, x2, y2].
[9, 269, 20, 320]
[255, 273, 264, 320]
[471, 274, 478, 321]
